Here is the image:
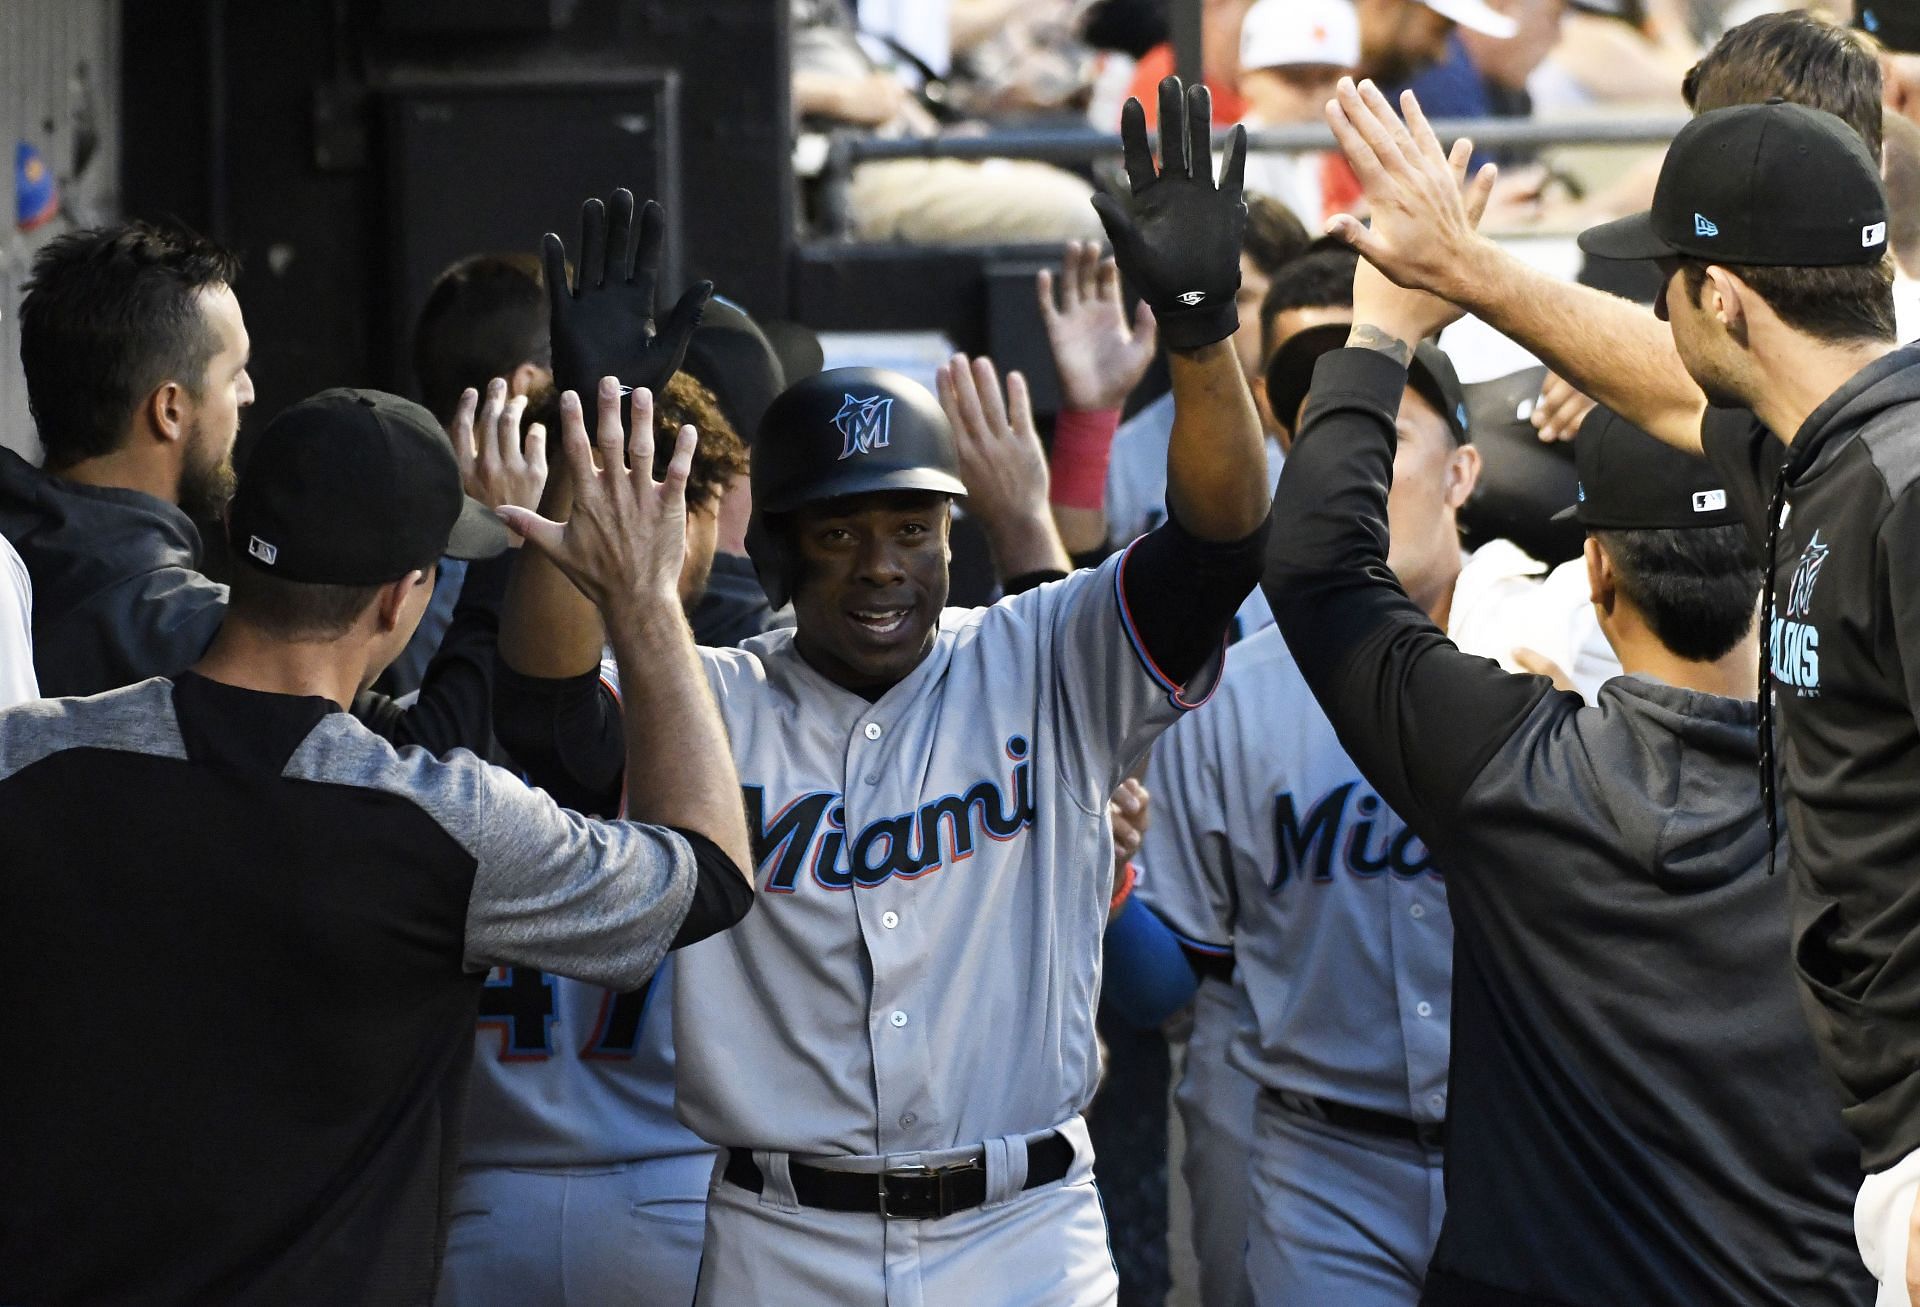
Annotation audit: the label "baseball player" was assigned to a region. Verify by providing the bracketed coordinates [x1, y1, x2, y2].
[422, 200, 750, 1307]
[1110, 317, 1483, 1304]
[492, 77, 1271, 1305]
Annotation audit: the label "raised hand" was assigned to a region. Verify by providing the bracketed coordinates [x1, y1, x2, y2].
[1091, 76, 1247, 353]
[938, 353, 1051, 531]
[450, 379, 550, 533]
[1532, 372, 1597, 443]
[937, 352, 1070, 577]
[1323, 79, 1496, 302]
[496, 378, 695, 613]
[1039, 241, 1158, 412]
[543, 191, 713, 440]
[1109, 778, 1150, 870]
[1349, 132, 1494, 349]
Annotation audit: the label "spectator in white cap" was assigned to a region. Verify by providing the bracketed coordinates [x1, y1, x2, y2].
[1356, 0, 1516, 86]
[1238, 0, 1364, 225]
[1238, 0, 1512, 226]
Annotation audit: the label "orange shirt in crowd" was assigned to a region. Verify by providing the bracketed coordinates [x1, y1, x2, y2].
[1124, 44, 1247, 126]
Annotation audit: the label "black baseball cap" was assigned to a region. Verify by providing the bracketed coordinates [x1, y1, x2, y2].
[1266, 323, 1472, 444]
[1457, 366, 1585, 565]
[684, 295, 787, 441]
[1858, 2, 1920, 54]
[1551, 405, 1741, 530]
[229, 388, 510, 584]
[1579, 100, 1888, 267]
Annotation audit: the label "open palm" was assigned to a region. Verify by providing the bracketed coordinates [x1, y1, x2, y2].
[1039, 240, 1158, 412]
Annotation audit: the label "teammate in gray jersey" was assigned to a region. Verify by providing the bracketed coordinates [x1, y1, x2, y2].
[429, 207, 760, 1307]
[1109, 312, 1484, 1304]
[494, 78, 1272, 1306]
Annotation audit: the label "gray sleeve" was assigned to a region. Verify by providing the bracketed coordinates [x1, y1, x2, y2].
[1026, 549, 1225, 805]
[461, 763, 699, 988]
[1136, 707, 1236, 955]
[279, 718, 697, 991]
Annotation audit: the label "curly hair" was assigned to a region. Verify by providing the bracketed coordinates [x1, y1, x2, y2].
[656, 371, 749, 511]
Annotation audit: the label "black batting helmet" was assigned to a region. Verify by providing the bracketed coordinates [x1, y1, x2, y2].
[746, 367, 967, 609]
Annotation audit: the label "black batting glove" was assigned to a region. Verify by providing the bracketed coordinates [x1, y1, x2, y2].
[543, 190, 713, 440]
[1091, 77, 1247, 353]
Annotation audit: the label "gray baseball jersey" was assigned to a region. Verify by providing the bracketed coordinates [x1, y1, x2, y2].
[1138, 624, 1451, 1120]
[672, 547, 1220, 1157]
[446, 665, 714, 1306]
[456, 661, 710, 1171]
[1103, 394, 1284, 639]
[459, 958, 703, 1167]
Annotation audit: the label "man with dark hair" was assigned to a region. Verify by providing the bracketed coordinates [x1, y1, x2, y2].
[1328, 74, 1920, 1301]
[16, 220, 246, 496]
[1685, 8, 1884, 161]
[0, 222, 515, 758]
[410, 247, 770, 658]
[1259, 229, 1871, 1307]
[0, 380, 754, 1307]
[1258, 245, 1359, 367]
[414, 253, 554, 425]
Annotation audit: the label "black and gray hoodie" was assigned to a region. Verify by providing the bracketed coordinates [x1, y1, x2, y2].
[1265, 348, 1871, 1307]
[1702, 343, 1920, 1174]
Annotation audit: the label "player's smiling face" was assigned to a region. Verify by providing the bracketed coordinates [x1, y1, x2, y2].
[789, 490, 953, 694]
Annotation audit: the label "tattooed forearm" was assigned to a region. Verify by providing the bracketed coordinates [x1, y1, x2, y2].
[1346, 324, 1412, 366]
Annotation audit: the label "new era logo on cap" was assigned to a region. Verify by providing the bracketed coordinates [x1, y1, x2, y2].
[1692, 489, 1727, 513]
[1865, 221, 1888, 248]
[248, 536, 278, 566]
[1694, 213, 1719, 238]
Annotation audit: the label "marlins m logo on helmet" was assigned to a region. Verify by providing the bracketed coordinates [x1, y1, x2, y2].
[835, 393, 894, 460]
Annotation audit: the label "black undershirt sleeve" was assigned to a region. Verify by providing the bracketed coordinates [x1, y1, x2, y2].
[1261, 348, 1560, 835]
[491, 663, 627, 818]
[1120, 509, 1271, 686]
[1004, 567, 1070, 596]
[667, 826, 754, 948]
[352, 552, 512, 756]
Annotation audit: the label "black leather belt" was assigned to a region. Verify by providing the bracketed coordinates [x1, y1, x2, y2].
[722, 1131, 1074, 1220]
[1271, 1090, 1446, 1151]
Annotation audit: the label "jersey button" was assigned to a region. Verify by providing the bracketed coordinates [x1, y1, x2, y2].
[882, 911, 900, 929]
[890, 1010, 909, 1028]
[899, 1112, 917, 1128]
[864, 722, 883, 740]
[1410, 904, 1425, 919]
[1416, 1001, 1433, 1018]
[1429, 1093, 1446, 1113]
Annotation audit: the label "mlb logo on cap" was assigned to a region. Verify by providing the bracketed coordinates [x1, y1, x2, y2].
[1866, 221, 1888, 248]
[1693, 489, 1728, 513]
[248, 536, 279, 566]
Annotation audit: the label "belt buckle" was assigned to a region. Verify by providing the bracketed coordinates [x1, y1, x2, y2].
[878, 1158, 982, 1220]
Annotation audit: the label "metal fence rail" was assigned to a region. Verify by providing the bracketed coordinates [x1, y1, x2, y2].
[817, 115, 1687, 237]
[836, 115, 1690, 164]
